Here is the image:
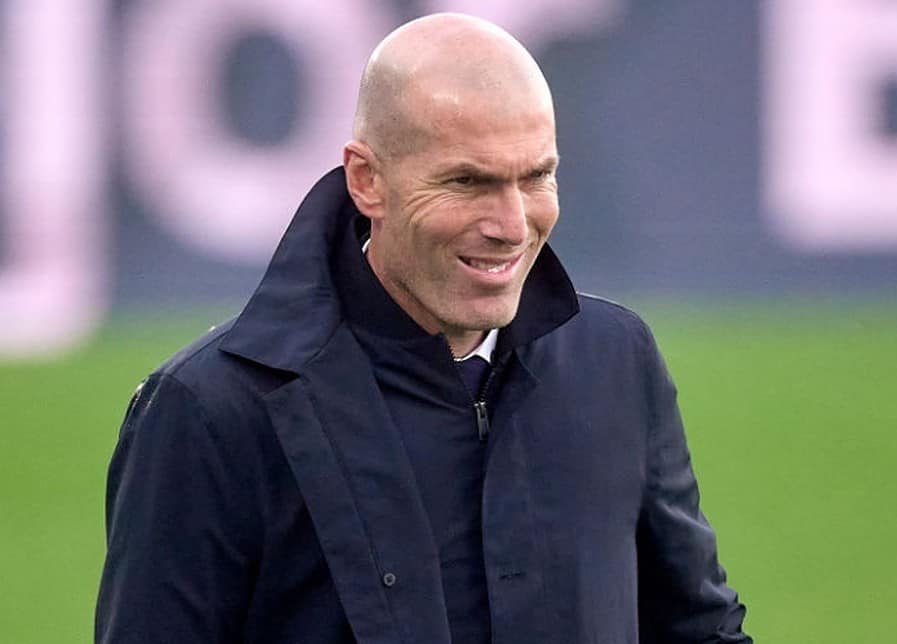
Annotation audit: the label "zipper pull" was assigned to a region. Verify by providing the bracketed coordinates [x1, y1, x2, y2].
[475, 400, 490, 441]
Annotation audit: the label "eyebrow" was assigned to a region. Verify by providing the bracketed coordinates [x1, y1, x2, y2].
[531, 156, 560, 174]
[438, 156, 560, 182]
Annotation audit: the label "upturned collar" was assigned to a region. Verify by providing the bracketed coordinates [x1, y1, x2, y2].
[221, 167, 579, 372]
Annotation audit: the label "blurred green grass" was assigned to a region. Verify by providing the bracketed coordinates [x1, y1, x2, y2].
[1, 301, 895, 643]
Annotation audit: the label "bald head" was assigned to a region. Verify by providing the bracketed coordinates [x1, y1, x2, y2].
[352, 13, 554, 159]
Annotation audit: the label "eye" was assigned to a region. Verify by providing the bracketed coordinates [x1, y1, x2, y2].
[448, 175, 473, 186]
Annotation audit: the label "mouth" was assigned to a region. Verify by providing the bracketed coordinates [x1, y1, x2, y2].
[458, 252, 524, 277]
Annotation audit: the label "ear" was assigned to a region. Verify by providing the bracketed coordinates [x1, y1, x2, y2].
[343, 140, 386, 220]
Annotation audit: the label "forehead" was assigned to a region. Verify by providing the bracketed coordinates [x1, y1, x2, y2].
[408, 87, 557, 170]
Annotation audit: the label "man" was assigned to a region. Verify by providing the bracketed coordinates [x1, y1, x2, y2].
[96, 13, 751, 644]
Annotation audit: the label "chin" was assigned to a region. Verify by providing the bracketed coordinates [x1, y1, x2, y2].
[453, 299, 520, 331]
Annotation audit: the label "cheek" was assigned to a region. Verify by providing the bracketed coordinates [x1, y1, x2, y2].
[529, 196, 560, 237]
[386, 217, 455, 281]
[408, 202, 472, 249]
[400, 186, 464, 223]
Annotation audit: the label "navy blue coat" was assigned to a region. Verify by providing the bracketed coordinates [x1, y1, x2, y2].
[96, 168, 750, 643]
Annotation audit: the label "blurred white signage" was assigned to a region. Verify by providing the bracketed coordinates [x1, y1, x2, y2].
[0, 0, 621, 359]
[0, 0, 106, 359]
[764, 0, 897, 251]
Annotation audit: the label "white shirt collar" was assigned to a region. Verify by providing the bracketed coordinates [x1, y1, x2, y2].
[454, 328, 498, 364]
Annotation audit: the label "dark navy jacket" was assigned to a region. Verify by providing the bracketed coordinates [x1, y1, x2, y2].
[96, 168, 750, 643]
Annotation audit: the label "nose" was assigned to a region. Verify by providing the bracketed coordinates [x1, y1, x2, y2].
[482, 184, 528, 247]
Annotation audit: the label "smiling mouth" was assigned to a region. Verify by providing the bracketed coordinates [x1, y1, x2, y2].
[459, 254, 522, 274]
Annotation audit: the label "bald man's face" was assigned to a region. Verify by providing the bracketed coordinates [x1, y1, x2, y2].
[366, 91, 559, 351]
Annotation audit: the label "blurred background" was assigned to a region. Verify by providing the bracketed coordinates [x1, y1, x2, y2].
[1, 0, 895, 641]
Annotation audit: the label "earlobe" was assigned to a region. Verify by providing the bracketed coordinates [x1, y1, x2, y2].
[343, 141, 385, 220]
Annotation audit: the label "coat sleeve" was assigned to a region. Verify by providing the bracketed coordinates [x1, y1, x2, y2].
[95, 374, 258, 643]
[635, 324, 752, 643]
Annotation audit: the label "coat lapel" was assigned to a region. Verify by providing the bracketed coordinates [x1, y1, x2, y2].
[264, 323, 452, 644]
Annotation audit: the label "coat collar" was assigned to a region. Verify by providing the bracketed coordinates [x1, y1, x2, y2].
[219, 167, 349, 371]
[219, 166, 580, 372]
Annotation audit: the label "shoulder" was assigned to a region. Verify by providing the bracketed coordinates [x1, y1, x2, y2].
[554, 292, 656, 356]
[123, 318, 292, 441]
[165, 317, 289, 390]
[573, 294, 677, 403]
[576, 292, 651, 334]
[153, 319, 233, 382]
[521, 292, 660, 382]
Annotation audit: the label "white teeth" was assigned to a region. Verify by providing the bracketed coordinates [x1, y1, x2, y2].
[464, 258, 510, 273]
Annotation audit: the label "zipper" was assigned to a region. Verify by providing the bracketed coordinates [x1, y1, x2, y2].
[473, 360, 502, 442]
[474, 400, 490, 441]
[444, 335, 503, 442]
